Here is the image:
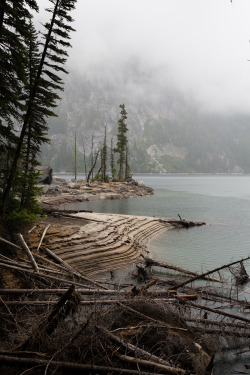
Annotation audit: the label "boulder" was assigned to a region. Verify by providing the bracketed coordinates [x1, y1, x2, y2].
[36, 166, 53, 185]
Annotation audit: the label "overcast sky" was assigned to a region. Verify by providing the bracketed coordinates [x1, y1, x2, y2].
[36, 0, 250, 113]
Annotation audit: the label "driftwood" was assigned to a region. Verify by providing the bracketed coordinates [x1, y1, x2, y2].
[187, 301, 250, 324]
[118, 354, 189, 374]
[0, 261, 94, 288]
[144, 256, 221, 283]
[118, 302, 187, 332]
[19, 285, 81, 350]
[37, 224, 51, 251]
[174, 255, 250, 289]
[0, 236, 22, 250]
[17, 233, 39, 273]
[0, 355, 161, 375]
[96, 325, 183, 371]
[42, 247, 108, 290]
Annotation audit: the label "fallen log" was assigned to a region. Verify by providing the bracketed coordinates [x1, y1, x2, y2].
[37, 224, 51, 251]
[0, 236, 22, 250]
[118, 353, 189, 374]
[0, 261, 95, 288]
[187, 301, 250, 324]
[173, 255, 250, 289]
[19, 285, 81, 350]
[118, 302, 187, 332]
[96, 325, 188, 373]
[17, 234, 39, 273]
[42, 247, 108, 290]
[0, 355, 163, 375]
[143, 257, 221, 283]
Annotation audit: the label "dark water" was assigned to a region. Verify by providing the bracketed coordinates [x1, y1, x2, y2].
[62, 174, 250, 373]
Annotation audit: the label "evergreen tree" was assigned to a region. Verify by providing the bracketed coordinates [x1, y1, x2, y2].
[0, 0, 38, 192]
[0, 0, 76, 215]
[115, 104, 128, 180]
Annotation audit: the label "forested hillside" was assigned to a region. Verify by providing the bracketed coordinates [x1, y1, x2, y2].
[40, 65, 250, 174]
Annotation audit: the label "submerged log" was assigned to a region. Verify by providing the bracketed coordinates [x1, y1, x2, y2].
[143, 256, 221, 283]
[174, 255, 250, 289]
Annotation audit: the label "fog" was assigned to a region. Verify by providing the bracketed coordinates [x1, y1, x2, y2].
[36, 0, 250, 113]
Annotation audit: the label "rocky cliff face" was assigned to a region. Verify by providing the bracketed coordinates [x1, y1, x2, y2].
[40, 68, 250, 174]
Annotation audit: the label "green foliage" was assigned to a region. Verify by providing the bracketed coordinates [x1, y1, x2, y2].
[115, 104, 129, 180]
[1, 194, 43, 225]
[92, 172, 110, 182]
[0, 0, 77, 219]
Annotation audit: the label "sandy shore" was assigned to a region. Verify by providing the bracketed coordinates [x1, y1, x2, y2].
[27, 211, 204, 277]
[25, 178, 205, 277]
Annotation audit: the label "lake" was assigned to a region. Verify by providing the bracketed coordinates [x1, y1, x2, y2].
[60, 173, 250, 373]
[62, 174, 250, 275]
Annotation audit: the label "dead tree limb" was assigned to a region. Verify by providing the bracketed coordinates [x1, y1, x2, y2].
[96, 325, 188, 373]
[118, 353, 189, 374]
[187, 301, 250, 324]
[144, 257, 221, 283]
[0, 236, 22, 250]
[42, 247, 108, 290]
[0, 355, 163, 374]
[173, 255, 250, 289]
[17, 234, 39, 273]
[118, 302, 187, 332]
[37, 224, 51, 251]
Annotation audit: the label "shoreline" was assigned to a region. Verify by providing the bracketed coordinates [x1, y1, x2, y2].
[33, 178, 205, 277]
[39, 178, 154, 211]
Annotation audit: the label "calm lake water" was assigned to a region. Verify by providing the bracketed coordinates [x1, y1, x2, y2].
[63, 174, 250, 275]
[61, 173, 250, 373]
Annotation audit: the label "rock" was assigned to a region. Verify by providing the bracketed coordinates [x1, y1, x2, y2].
[67, 182, 81, 189]
[36, 166, 53, 185]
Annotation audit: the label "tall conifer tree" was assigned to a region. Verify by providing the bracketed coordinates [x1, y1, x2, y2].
[115, 104, 128, 180]
[1, 0, 76, 214]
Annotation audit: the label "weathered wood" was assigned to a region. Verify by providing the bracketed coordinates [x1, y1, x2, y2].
[37, 224, 51, 251]
[96, 325, 178, 370]
[144, 257, 221, 283]
[33, 253, 69, 272]
[187, 301, 250, 323]
[118, 353, 189, 374]
[174, 255, 250, 289]
[19, 285, 81, 350]
[0, 261, 94, 288]
[0, 236, 22, 250]
[17, 234, 39, 273]
[42, 247, 108, 290]
[118, 302, 187, 332]
[0, 355, 161, 374]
